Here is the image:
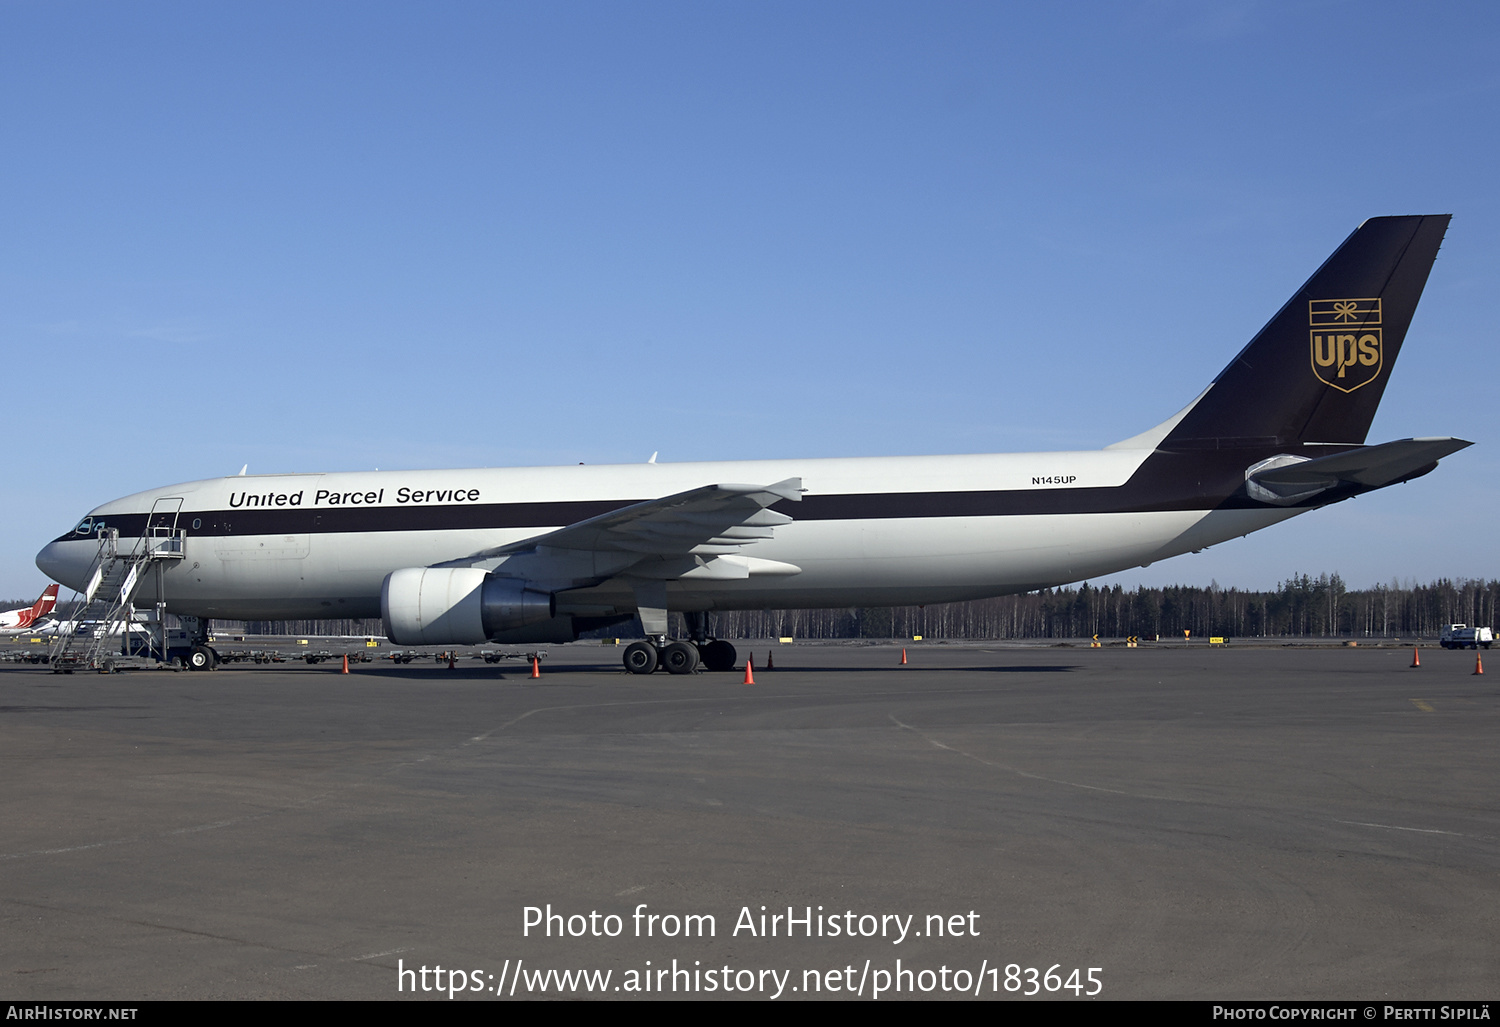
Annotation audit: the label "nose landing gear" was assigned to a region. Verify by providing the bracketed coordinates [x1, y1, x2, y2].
[186, 645, 219, 671]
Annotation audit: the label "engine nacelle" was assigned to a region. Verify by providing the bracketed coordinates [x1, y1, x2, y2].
[381, 567, 560, 645]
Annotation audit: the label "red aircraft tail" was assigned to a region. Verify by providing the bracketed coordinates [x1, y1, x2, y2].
[20, 584, 60, 627]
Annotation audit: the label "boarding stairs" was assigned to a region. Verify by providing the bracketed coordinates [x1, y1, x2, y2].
[49, 510, 186, 672]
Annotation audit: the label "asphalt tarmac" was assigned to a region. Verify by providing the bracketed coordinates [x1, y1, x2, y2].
[2, 641, 1495, 1001]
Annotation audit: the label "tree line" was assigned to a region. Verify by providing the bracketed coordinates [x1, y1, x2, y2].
[704, 574, 1498, 640]
[166, 573, 1497, 640]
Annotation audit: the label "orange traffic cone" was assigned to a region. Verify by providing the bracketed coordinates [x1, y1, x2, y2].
[447, 652, 456, 670]
[1410, 647, 1420, 668]
[766, 650, 774, 670]
[1475, 651, 1485, 676]
[743, 655, 755, 685]
[341, 654, 349, 674]
[530, 656, 541, 678]
[900, 647, 908, 665]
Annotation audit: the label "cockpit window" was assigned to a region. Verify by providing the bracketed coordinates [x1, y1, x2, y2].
[73, 518, 94, 535]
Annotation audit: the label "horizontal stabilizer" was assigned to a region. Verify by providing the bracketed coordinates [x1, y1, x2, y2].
[1246, 437, 1471, 505]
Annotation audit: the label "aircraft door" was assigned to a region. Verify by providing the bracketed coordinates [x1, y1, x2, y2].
[137, 497, 185, 605]
[148, 497, 184, 535]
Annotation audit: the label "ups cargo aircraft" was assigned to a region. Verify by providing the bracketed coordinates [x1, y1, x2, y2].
[36, 215, 1468, 673]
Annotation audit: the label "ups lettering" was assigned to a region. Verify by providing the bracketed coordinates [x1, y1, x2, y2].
[1312, 333, 1379, 377]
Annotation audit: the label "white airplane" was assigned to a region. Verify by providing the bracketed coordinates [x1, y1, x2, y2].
[37, 215, 1469, 673]
[0, 584, 60, 637]
[28, 618, 154, 640]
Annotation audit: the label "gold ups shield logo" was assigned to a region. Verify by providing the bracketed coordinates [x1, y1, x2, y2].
[1310, 298, 1382, 393]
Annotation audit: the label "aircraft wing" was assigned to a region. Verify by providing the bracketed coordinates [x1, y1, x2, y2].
[1247, 437, 1471, 505]
[437, 477, 805, 583]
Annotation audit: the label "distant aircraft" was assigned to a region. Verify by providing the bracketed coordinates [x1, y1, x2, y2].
[0, 584, 60, 636]
[34, 617, 154, 640]
[36, 216, 1469, 673]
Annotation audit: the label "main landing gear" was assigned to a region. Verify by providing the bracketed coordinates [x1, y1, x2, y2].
[621, 611, 738, 675]
[621, 638, 738, 675]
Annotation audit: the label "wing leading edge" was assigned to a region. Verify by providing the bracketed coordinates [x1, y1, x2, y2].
[437, 477, 805, 590]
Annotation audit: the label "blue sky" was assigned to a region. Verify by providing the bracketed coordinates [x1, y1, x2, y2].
[2, 1, 1496, 598]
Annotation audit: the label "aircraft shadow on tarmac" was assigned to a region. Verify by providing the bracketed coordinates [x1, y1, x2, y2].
[255, 661, 1083, 680]
[0, 703, 151, 713]
[334, 663, 1081, 677]
[731, 663, 1081, 674]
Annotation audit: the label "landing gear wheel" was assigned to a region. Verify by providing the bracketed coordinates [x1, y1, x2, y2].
[188, 645, 215, 671]
[662, 641, 700, 675]
[623, 641, 659, 675]
[698, 639, 737, 673]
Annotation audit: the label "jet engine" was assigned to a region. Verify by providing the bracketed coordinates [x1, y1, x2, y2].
[381, 567, 570, 645]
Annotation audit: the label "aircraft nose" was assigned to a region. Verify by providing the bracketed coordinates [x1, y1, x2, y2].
[36, 540, 88, 592]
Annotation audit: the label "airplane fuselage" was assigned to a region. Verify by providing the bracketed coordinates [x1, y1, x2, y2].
[37, 444, 1307, 623]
